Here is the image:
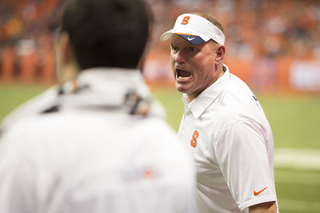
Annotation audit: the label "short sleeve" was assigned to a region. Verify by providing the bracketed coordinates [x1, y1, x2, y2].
[214, 120, 277, 211]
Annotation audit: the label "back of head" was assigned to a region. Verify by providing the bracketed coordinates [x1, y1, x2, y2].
[61, 0, 150, 70]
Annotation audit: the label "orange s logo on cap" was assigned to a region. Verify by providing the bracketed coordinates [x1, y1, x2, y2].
[181, 16, 190, 25]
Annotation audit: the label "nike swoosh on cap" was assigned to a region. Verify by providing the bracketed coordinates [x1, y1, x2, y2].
[178, 34, 205, 45]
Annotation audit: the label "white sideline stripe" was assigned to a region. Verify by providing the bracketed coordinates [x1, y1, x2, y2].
[274, 148, 320, 170]
[279, 199, 320, 212]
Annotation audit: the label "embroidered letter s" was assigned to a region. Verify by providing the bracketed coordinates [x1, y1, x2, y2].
[191, 130, 199, 148]
[181, 16, 190, 25]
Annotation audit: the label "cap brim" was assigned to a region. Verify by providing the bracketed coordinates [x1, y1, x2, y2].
[160, 30, 175, 42]
[178, 34, 205, 45]
[160, 27, 210, 44]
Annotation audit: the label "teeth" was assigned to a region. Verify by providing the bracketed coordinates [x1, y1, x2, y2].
[178, 76, 189, 80]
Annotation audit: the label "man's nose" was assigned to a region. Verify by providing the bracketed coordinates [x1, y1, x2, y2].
[175, 50, 186, 64]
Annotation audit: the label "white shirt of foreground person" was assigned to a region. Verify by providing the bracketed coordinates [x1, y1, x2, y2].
[177, 65, 279, 213]
[0, 68, 196, 213]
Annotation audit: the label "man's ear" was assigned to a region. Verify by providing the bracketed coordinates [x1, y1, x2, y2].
[215, 45, 225, 66]
[55, 32, 80, 84]
[59, 32, 74, 64]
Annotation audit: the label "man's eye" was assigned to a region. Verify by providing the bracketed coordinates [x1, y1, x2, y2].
[187, 47, 195, 52]
[171, 47, 179, 52]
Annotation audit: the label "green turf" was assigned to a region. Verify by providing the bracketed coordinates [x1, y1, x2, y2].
[0, 84, 51, 121]
[258, 95, 320, 149]
[1, 83, 320, 213]
[151, 86, 184, 131]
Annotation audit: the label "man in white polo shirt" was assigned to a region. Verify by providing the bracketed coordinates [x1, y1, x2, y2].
[0, 1, 196, 212]
[160, 12, 279, 213]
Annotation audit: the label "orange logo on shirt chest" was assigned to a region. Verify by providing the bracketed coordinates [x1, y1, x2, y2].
[190, 130, 199, 148]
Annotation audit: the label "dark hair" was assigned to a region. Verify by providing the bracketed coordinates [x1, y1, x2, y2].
[61, 0, 150, 69]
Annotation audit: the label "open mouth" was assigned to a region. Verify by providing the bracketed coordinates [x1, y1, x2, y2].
[176, 69, 191, 80]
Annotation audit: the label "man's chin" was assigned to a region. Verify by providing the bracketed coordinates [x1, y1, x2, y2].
[175, 82, 189, 94]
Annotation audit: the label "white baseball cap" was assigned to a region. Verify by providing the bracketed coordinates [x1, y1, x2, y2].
[160, 14, 225, 45]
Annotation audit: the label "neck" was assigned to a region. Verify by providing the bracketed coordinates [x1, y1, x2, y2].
[187, 66, 225, 103]
[57, 64, 80, 85]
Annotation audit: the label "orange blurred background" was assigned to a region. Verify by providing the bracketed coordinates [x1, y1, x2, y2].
[0, 0, 319, 94]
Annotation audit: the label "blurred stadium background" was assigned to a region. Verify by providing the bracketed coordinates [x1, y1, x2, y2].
[0, 0, 320, 212]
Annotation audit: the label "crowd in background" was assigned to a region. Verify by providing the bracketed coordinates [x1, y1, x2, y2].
[0, 0, 319, 84]
[0, 0, 62, 49]
[149, 0, 320, 60]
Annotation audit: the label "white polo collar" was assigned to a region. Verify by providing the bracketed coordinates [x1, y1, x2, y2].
[59, 68, 152, 110]
[182, 65, 231, 119]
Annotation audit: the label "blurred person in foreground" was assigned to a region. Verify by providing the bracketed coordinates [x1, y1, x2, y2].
[160, 13, 279, 213]
[0, 0, 196, 212]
